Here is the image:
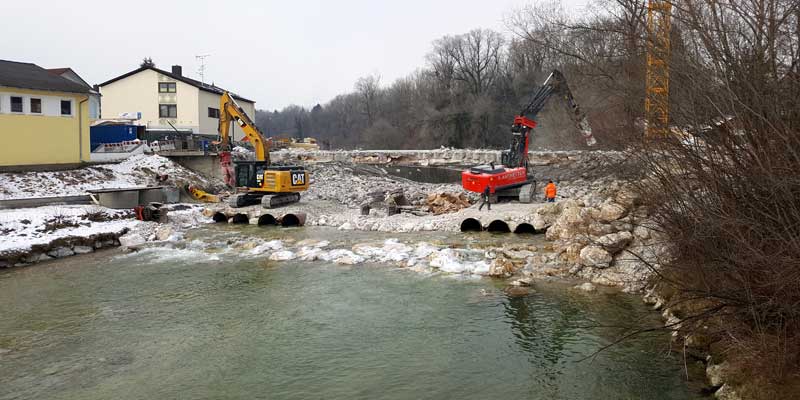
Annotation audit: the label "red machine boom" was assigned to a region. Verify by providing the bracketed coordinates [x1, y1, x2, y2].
[461, 70, 595, 201]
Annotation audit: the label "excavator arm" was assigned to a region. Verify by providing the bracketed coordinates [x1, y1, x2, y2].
[504, 70, 597, 169]
[219, 92, 270, 163]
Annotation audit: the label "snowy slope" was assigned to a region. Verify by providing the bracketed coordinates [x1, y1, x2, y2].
[0, 154, 217, 200]
[0, 206, 137, 255]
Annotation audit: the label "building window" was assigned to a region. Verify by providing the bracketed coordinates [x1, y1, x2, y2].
[158, 82, 177, 93]
[208, 107, 220, 118]
[61, 100, 72, 115]
[159, 104, 177, 118]
[30, 98, 42, 114]
[10, 96, 23, 113]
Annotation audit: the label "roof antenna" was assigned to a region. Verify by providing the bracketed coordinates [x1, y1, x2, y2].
[196, 54, 210, 85]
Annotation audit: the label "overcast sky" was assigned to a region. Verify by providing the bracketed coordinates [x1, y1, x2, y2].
[4, 0, 589, 111]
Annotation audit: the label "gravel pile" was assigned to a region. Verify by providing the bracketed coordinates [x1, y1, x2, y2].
[304, 162, 467, 208]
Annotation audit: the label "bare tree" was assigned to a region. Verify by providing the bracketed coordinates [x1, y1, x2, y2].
[355, 74, 381, 126]
[429, 29, 506, 96]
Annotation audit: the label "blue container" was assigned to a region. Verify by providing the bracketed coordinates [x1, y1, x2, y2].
[90, 125, 137, 150]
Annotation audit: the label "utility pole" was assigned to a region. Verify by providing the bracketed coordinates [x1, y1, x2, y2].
[196, 54, 211, 85]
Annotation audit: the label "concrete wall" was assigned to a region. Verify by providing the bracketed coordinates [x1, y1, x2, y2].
[270, 149, 504, 166]
[168, 154, 222, 181]
[0, 87, 89, 166]
[197, 90, 255, 141]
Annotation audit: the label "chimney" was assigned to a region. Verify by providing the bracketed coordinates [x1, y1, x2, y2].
[171, 65, 182, 76]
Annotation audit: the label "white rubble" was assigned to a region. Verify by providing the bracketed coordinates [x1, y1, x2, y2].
[0, 154, 221, 200]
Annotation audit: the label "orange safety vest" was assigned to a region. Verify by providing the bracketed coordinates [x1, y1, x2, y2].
[545, 183, 557, 199]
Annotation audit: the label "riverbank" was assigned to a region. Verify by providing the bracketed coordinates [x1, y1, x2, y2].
[0, 236, 701, 399]
[0, 150, 740, 397]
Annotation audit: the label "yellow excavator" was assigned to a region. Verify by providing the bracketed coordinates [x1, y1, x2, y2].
[218, 92, 309, 208]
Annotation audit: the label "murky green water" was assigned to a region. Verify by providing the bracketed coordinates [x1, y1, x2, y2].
[0, 227, 700, 399]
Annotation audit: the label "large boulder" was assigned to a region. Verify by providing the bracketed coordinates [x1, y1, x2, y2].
[155, 225, 173, 241]
[545, 203, 586, 241]
[597, 231, 634, 254]
[599, 202, 627, 222]
[269, 250, 296, 261]
[714, 384, 741, 400]
[579, 245, 612, 268]
[559, 242, 585, 264]
[73, 246, 94, 254]
[47, 247, 75, 258]
[614, 188, 640, 208]
[589, 257, 651, 292]
[119, 233, 146, 249]
[487, 257, 517, 277]
[706, 361, 730, 388]
[532, 203, 561, 230]
[532, 214, 550, 231]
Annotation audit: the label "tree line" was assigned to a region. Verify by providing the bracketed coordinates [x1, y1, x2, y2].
[255, 8, 632, 150]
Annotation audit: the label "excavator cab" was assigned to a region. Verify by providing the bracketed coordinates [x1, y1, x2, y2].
[233, 161, 307, 192]
[217, 91, 311, 209]
[229, 161, 309, 208]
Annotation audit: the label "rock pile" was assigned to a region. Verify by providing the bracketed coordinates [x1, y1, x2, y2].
[426, 192, 472, 214]
[522, 181, 666, 293]
[303, 162, 463, 208]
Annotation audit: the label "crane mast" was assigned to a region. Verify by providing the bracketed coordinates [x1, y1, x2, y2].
[645, 0, 672, 138]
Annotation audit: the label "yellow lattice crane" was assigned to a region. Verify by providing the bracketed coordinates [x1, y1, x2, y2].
[645, 0, 672, 138]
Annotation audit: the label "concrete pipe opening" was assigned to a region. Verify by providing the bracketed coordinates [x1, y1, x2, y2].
[281, 213, 306, 227]
[212, 212, 229, 223]
[487, 220, 511, 233]
[514, 223, 536, 234]
[460, 218, 483, 232]
[258, 214, 278, 226]
[231, 213, 249, 224]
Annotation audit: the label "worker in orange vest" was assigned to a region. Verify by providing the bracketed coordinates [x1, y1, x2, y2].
[544, 180, 557, 202]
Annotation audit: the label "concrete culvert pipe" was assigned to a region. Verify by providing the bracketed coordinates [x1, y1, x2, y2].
[280, 213, 306, 227]
[487, 220, 511, 233]
[258, 214, 278, 226]
[212, 212, 229, 223]
[231, 213, 249, 224]
[514, 223, 536, 234]
[460, 218, 483, 232]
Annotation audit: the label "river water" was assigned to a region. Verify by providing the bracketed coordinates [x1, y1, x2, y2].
[0, 226, 700, 399]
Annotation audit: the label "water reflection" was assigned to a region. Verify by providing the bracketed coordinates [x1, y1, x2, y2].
[0, 230, 697, 400]
[502, 291, 585, 391]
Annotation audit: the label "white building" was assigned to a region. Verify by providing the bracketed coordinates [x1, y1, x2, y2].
[46, 67, 101, 120]
[98, 64, 255, 140]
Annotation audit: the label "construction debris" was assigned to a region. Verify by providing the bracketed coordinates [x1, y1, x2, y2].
[426, 192, 472, 215]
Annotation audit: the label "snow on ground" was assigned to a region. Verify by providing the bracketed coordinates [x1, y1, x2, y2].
[0, 205, 137, 255]
[0, 154, 218, 200]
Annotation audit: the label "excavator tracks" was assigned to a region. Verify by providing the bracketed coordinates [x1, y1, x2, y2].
[260, 193, 301, 209]
[227, 192, 301, 208]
